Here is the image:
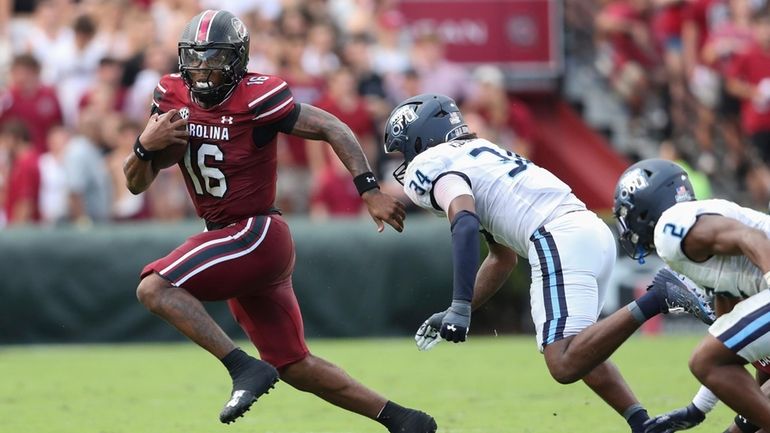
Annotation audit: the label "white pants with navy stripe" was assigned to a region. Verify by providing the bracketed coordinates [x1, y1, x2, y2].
[709, 289, 770, 363]
[528, 210, 617, 351]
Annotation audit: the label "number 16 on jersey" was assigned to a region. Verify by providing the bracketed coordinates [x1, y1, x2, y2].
[184, 142, 228, 198]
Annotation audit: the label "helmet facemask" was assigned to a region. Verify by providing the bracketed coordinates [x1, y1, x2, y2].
[179, 43, 244, 106]
[614, 203, 654, 261]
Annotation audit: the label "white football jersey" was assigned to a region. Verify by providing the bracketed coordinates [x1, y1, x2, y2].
[655, 199, 770, 298]
[403, 138, 585, 257]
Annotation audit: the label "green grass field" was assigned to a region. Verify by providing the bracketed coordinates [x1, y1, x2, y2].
[0, 335, 736, 433]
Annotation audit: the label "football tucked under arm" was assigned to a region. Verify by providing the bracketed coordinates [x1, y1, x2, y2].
[152, 142, 188, 170]
[152, 111, 189, 170]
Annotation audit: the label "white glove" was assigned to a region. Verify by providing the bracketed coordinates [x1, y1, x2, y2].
[414, 311, 446, 351]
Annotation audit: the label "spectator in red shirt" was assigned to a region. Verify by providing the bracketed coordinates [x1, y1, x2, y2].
[682, 0, 729, 171]
[0, 54, 63, 153]
[595, 0, 661, 116]
[307, 67, 376, 219]
[0, 120, 41, 225]
[653, 0, 688, 134]
[309, 67, 377, 173]
[310, 157, 365, 218]
[78, 57, 127, 116]
[726, 11, 770, 164]
[682, 0, 729, 77]
[697, 0, 755, 172]
[275, 34, 324, 214]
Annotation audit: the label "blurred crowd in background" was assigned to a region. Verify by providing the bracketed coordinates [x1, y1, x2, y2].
[1, 0, 770, 229]
[568, 0, 770, 206]
[0, 0, 540, 228]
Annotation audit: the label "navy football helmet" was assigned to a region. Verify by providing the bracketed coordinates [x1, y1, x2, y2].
[383, 93, 471, 184]
[613, 159, 695, 261]
[178, 10, 250, 106]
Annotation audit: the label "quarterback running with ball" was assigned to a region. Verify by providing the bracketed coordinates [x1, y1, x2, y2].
[124, 9, 434, 432]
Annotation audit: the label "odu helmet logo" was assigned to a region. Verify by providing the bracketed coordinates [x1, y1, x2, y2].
[390, 105, 418, 137]
[231, 17, 248, 40]
[617, 168, 649, 200]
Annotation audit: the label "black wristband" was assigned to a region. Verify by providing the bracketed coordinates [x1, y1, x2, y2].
[353, 171, 379, 195]
[133, 137, 155, 161]
[734, 414, 759, 433]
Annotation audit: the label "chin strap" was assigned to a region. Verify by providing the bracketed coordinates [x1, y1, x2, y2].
[636, 245, 646, 265]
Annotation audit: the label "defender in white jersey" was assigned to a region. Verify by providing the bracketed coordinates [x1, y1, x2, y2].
[613, 158, 770, 432]
[383, 94, 714, 432]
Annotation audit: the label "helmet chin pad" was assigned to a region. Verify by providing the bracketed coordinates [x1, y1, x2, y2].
[180, 61, 237, 105]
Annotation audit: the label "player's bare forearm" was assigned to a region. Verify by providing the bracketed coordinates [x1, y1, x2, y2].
[686, 216, 770, 272]
[289, 103, 371, 176]
[123, 109, 187, 194]
[472, 244, 518, 311]
[123, 153, 158, 195]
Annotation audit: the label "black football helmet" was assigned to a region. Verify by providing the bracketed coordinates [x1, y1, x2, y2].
[383, 93, 471, 184]
[178, 10, 250, 106]
[613, 159, 695, 261]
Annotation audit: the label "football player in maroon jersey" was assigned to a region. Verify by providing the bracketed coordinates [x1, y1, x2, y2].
[123, 10, 434, 432]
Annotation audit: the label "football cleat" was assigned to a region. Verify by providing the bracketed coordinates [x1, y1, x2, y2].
[219, 359, 279, 424]
[389, 409, 438, 433]
[642, 403, 705, 433]
[649, 267, 716, 325]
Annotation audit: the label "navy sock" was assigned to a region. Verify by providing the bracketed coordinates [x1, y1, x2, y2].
[624, 405, 649, 433]
[629, 290, 664, 323]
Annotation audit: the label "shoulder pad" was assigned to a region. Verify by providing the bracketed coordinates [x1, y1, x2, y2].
[240, 74, 295, 120]
[152, 74, 186, 113]
[654, 203, 698, 263]
[402, 149, 454, 214]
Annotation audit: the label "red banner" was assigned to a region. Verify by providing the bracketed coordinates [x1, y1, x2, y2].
[399, 0, 562, 77]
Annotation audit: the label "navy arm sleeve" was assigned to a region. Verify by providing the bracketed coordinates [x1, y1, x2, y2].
[450, 210, 481, 302]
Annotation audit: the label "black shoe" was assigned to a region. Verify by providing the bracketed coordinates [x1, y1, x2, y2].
[649, 267, 715, 325]
[389, 409, 437, 433]
[218, 358, 279, 424]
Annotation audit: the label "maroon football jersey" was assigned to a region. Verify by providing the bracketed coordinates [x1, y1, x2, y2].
[152, 73, 295, 224]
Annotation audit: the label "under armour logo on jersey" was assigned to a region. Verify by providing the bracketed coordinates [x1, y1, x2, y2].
[447, 324, 457, 332]
[366, 176, 375, 183]
[179, 107, 190, 120]
[221, 116, 233, 124]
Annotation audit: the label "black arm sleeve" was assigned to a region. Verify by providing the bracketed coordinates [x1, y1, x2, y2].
[252, 104, 302, 148]
[275, 103, 301, 134]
